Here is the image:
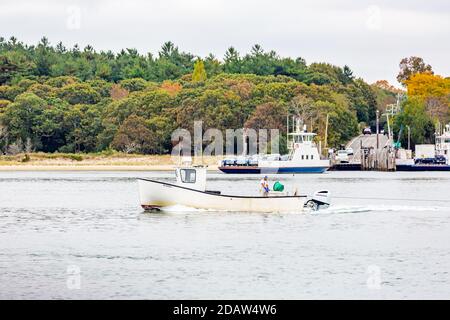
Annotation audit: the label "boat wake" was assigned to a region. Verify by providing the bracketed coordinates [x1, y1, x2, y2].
[144, 203, 446, 215]
[157, 205, 211, 212]
[316, 204, 443, 215]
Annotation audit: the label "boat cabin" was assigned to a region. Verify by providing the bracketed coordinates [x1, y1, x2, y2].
[175, 166, 207, 192]
[287, 123, 321, 162]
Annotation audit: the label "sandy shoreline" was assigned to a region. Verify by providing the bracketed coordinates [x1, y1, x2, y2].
[0, 154, 222, 171]
[0, 165, 220, 171]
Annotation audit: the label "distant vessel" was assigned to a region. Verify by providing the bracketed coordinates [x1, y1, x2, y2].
[396, 123, 450, 171]
[138, 165, 331, 212]
[218, 117, 330, 174]
[436, 123, 450, 161]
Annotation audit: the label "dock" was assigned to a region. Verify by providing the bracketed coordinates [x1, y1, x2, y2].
[330, 134, 396, 171]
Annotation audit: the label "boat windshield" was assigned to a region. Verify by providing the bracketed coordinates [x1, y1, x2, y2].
[180, 169, 196, 183]
[293, 134, 314, 143]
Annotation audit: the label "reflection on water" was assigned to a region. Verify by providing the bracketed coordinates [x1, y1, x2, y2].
[0, 170, 450, 299]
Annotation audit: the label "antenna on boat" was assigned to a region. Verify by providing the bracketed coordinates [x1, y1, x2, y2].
[243, 128, 248, 156]
[324, 113, 329, 157]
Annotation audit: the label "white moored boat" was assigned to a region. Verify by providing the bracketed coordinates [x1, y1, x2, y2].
[218, 117, 330, 174]
[138, 166, 331, 212]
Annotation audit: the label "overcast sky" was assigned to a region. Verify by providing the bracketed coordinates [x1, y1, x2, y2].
[1, 0, 449, 86]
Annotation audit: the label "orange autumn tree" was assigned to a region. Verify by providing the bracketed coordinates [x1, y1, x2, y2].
[160, 80, 182, 96]
[373, 80, 403, 94]
[110, 84, 129, 100]
[405, 73, 450, 121]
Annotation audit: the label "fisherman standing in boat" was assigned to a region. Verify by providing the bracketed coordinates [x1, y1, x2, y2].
[260, 176, 270, 197]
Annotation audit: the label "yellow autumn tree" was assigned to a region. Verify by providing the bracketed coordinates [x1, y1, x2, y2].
[405, 73, 450, 121]
[192, 59, 207, 82]
[406, 73, 450, 97]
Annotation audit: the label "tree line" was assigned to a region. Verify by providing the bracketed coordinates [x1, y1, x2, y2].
[0, 36, 398, 155]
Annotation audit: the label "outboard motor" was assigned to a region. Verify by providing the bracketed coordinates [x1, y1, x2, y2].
[305, 190, 331, 211]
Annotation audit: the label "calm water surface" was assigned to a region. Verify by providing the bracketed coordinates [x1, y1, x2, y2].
[0, 170, 449, 299]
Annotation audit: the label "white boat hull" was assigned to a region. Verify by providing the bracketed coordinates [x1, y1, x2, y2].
[138, 179, 307, 213]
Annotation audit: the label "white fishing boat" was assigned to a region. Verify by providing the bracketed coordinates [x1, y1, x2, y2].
[138, 166, 331, 212]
